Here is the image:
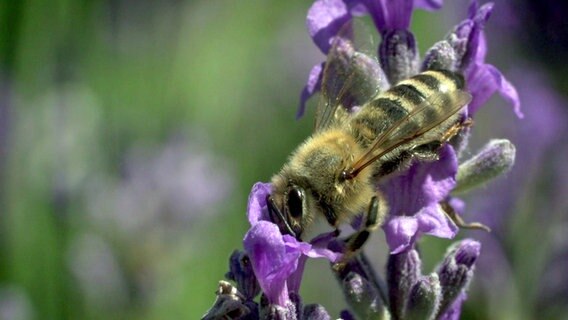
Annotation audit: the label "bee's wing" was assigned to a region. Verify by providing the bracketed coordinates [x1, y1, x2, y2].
[314, 20, 384, 131]
[344, 90, 472, 177]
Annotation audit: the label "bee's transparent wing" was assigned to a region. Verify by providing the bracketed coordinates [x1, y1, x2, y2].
[344, 90, 472, 177]
[314, 20, 385, 131]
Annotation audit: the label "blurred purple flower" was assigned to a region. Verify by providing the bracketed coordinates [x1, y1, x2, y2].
[243, 183, 341, 307]
[88, 131, 233, 240]
[67, 234, 128, 309]
[0, 286, 35, 320]
[381, 145, 459, 254]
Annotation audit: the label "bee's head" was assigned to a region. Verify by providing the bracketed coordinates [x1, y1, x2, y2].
[267, 184, 308, 239]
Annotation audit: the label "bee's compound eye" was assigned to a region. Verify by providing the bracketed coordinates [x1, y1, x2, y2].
[287, 187, 304, 219]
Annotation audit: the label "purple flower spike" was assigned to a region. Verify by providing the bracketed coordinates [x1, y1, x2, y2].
[381, 145, 459, 254]
[444, 1, 522, 118]
[436, 239, 481, 317]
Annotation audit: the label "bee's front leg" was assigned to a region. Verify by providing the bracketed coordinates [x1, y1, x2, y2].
[333, 195, 384, 271]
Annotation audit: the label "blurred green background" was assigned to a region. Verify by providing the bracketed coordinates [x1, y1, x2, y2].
[0, 1, 567, 319]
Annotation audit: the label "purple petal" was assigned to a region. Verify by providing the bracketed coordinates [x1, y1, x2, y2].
[416, 205, 458, 238]
[448, 197, 465, 215]
[363, 0, 414, 32]
[463, 3, 492, 67]
[243, 221, 342, 305]
[472, 2, 494, 24]
[307, 0, 351, 53]
[383, 145, 458, 215]
[446, 1, 492, 71]
[247, 182, 272, 225]
[284, 234, 342, 293]
[297, 63, 324, 119]
[414, 0, 443, 11]
[487, 65, 523, 118]
[244, 221, 297, 306]
[467, 63, 522, 118]
[383, 216, 419, 254]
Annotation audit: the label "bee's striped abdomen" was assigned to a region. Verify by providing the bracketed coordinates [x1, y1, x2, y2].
[349, 69, 465, 148]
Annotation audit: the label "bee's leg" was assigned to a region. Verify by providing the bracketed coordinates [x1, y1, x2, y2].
[411, 142, 442, 161]
[440, 201, 491, 232]
[375, 150, 414, 177]
[333, 196, 383, 271]
[441, 117, 474, 144]
[411, 118, 475, 161]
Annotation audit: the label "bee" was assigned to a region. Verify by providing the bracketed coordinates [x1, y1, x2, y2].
[267, 23, 472, 260]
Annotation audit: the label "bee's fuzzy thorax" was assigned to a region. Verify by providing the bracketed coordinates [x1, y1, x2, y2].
[271, 128, 375, 229]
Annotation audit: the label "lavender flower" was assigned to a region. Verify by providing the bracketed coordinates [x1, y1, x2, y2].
[205, 1, 519, 318]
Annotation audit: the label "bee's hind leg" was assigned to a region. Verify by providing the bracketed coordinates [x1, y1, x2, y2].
[441, 200, 491, 232]
[410, 117, 474, 161]
[333, 195, 384, 271]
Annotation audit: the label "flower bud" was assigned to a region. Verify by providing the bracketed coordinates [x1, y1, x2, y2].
[226, 250, 261, 300]
[436, 239, 481, 316]
[341, 272, 384, 319]
[405, 275, 442, 320]
[422, 40, 458, 72]
[379, 29, 419, 85]
[454, 139, 516, 194]
[387, 249, 422, 319]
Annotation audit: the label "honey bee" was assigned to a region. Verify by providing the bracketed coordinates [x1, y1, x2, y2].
[267, 23, 472, 259]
